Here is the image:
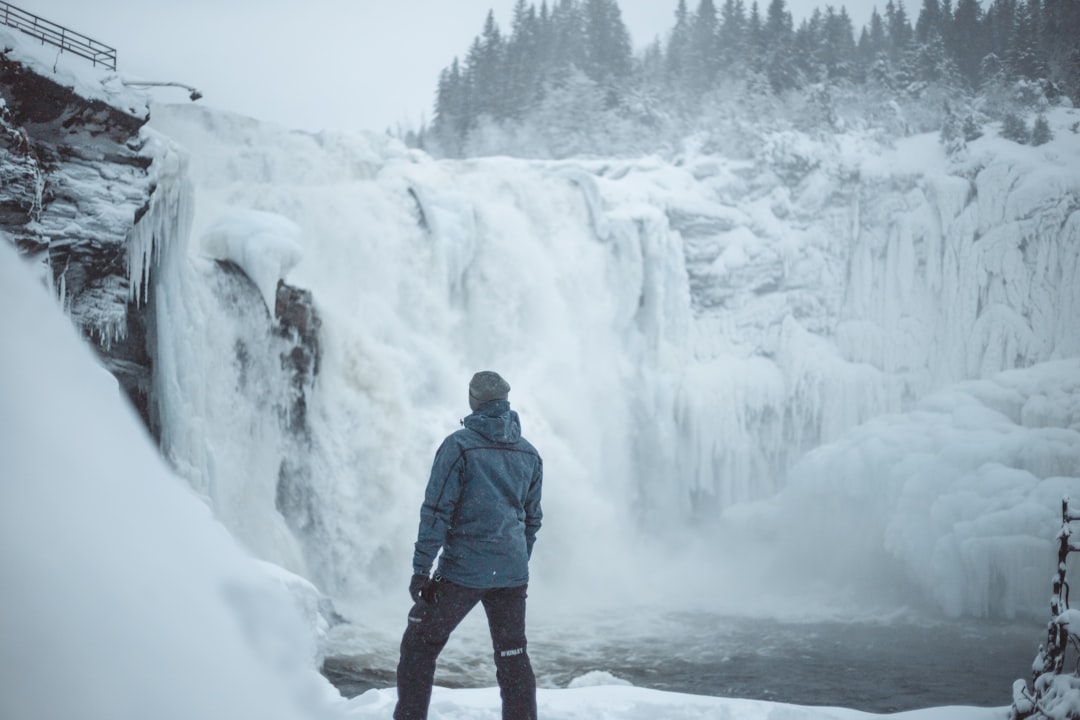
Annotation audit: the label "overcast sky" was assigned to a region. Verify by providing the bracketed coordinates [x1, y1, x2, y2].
[28, 0, 883, 133]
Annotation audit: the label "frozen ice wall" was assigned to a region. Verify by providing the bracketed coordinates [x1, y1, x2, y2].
[719, 357, 1080, 618]
[144, 103, 1080, 618]
[146, 142, 310, 578]
[839, 132, 1080, 388]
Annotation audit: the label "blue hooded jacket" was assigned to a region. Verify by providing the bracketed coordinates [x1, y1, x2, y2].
[412, 400, 543, 588]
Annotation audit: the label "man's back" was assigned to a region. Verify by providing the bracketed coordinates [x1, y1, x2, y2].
[414, 399, 543, 589]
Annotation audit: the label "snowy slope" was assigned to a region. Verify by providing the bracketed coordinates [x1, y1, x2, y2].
[0, 241, 342, 720]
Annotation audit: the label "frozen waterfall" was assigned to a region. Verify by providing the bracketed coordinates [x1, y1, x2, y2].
[141, 103, 1080, 619]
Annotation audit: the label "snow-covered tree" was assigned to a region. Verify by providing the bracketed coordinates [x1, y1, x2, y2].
[1010, 498, 1080, 720]
[667, 0, 694, 84]
[949, 0, 984, 86]
[1007, 0, 1047, 81]
[718, 0, 748, 69]
[505, 0, 544, 119]
[939, 99, 964, 153]
[962, 113, 984, 140]
[1031, 113, 1053, 145]
[915, 0, 944, 44]
[687, 0, 721, 91]
[763, 0, 798, 91]
[885, 0, 914, 60]
[822, 6, 857, 80]
[422, 0, 1075, 159]
[1000, 111, 1030, 142]
[582, 0, 634, 84]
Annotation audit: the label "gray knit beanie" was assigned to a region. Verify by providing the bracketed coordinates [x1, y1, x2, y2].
[469, 371, 510, 411]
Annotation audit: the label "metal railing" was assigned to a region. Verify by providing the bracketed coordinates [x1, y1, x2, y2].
[0, 2, 116, 70]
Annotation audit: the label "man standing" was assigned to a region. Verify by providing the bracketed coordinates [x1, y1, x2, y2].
[394, 371, 543, 720]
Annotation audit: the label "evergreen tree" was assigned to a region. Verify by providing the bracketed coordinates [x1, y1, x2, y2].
[639, 36, 667, 89]
[950, 0, 984, 85]
[433, 58, 470, 153]
[1031, 113, 1052, 144]
[856, 26, 871, 72]
[868, 7, 888, 52]
[940, 0, 955, 42]
[718, 0, 748, 68]
[914, 27, 958, 83]
[856, 6, 889, 80]
[1067, 46, 1080, 106]
[667, 0, 694, 82]
[467, 11, 507, 119]
[532, 66, 605, 156]
[763, 0, 798, 90]
[1040, 0, 1074, 59]
[885, 0, 914, 58]
[939, 99, 965, 153]
[688, 0, 722, 90]
[984, 0, 1017, 67]
[823, 6, 857, 80]
[748, 0, 765, 65]
[552, 0, 588, 75]
[505, 0, 543, 119]
[963, 114, 983, 140]
[583, 0, 634, 84]
[794, 11, 825, 82]
[1007, 0, 1046, 80]
[916, 0, 944, 43]
[1001, 110, 1030, 141]
[533, 2, 557, 68]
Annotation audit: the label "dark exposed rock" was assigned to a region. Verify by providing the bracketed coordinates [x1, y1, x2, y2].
[275, 279, 321, 434]
[273, 279, 322, 543]
[0, 47, 155, 431]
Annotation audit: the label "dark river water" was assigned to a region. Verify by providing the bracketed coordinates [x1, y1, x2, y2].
[321, 611, 1043, 712]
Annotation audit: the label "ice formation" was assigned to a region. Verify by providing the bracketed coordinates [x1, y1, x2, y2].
[138, 102, 1080, 619]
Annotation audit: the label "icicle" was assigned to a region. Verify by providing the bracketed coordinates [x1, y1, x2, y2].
[125, 129, 193, 308]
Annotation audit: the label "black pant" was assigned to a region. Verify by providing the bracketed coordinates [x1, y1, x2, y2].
[394, 580, 537, 720]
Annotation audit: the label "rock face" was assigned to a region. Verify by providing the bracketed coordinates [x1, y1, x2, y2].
[275, 280, 321, 434]
[0, 48, 157, 428]
[0, 49, 322, 450]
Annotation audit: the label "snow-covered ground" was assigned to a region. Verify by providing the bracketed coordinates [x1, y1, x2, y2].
[351, 684, 1000, 720]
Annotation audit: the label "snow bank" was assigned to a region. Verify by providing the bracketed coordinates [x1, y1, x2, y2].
[0, 241, 343, 720]
[345, 685, 1000, 720]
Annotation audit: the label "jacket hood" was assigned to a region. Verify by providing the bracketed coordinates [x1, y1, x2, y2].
[463, 399, 521, 444]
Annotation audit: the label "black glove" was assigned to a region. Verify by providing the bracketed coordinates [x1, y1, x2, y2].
[409, 574, 428, 603]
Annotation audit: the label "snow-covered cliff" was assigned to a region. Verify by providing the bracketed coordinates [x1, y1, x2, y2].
[0, 30, 163, 425]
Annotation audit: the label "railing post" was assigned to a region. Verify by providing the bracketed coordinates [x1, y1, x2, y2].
[0, 2, 116, 70]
